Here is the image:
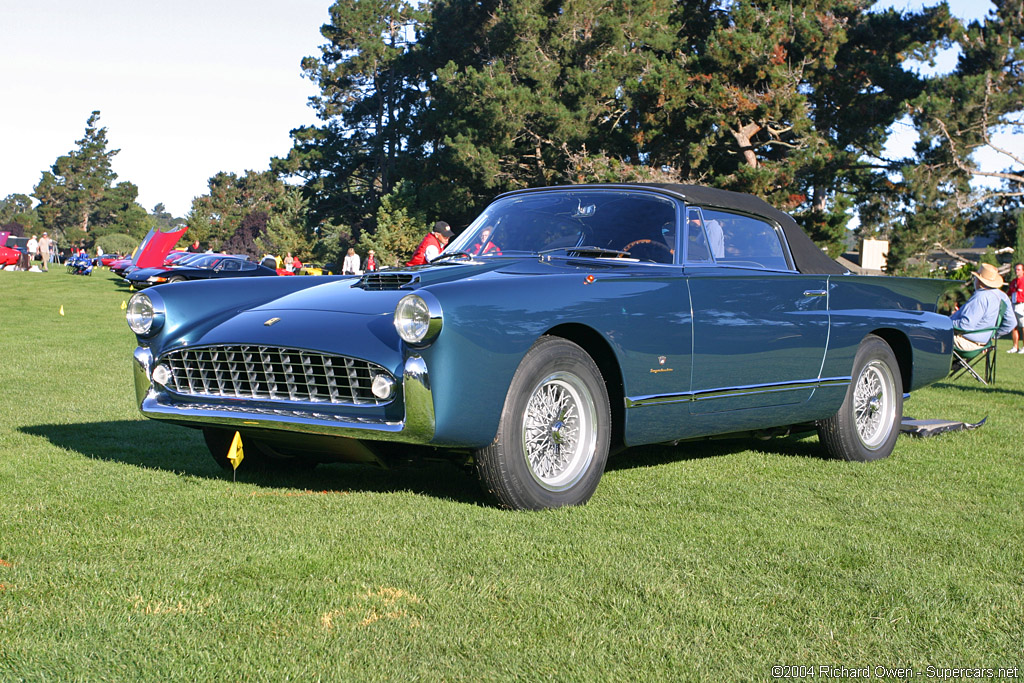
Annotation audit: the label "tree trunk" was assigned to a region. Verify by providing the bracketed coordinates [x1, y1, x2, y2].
[730, 122, 761, 168]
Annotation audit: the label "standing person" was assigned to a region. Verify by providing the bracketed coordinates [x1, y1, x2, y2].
[37, 232, 51, 272]
[1007, 262, 1024, 353]
[406, 221, 454, 266]
[364, 249, 378, 272]
[342, 247, 361, 275]
[26, 235, 38, 262]
[187, 239, 202, 253]
[283, 252, 295, 272]
[950, 263, 1015, 352]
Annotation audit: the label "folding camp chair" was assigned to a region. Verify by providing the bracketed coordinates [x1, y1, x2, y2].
[949, 301, 1006, 385]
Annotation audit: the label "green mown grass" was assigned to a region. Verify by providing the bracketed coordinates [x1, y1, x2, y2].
[1, 268, 1021, 681]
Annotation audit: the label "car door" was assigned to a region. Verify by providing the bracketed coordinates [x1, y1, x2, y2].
[685, 208, 829, 414]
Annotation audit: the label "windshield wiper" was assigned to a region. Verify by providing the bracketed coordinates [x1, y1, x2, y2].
[430, 251, 472, 263]
[539, 246, 631, 259]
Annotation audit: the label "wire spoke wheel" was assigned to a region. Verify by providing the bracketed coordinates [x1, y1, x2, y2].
[853, 360, 896, 449]
[817, 334, 903, 462]
[521, 372, 597, 491]
[474, 336, 611, 509]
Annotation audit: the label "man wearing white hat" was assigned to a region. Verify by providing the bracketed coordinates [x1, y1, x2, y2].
[950, 262, 1015, 352]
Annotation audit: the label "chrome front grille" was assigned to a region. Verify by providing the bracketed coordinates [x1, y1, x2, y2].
[159, 345, 394, 406]
[356, 272, 416, 290]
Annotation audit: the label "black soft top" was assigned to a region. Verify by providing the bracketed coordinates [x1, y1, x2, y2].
[646, 183, 848, 275]
[498, 183, 849, 275]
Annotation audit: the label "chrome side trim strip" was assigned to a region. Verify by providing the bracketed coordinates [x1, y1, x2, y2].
[625, 376, 851, 408]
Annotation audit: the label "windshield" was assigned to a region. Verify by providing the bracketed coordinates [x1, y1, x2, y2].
[446, 190, 679, 264]
[186, 254, 225, 269]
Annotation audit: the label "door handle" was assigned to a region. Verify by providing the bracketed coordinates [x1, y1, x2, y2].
[803, 290, 827, 297]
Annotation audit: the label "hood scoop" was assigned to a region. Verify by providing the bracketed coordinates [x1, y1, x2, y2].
[354, 272, 419, 291]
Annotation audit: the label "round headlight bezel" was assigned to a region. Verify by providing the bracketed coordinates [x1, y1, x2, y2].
[394, 293, 442, 345]
[126, 291, 165, 337]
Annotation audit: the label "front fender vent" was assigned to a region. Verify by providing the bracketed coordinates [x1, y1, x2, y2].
[355, 272, 417, 290]
[158, 345, 394, 406]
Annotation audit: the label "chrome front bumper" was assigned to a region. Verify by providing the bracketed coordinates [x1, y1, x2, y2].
[132, 346, 436, 444]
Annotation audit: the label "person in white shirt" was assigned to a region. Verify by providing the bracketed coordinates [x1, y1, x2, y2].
[342, 247, 362, 275]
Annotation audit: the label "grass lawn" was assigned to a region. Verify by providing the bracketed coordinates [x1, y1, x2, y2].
[1, 267, 1021, 681]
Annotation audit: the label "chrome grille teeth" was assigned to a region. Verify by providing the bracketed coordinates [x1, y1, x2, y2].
[158, 345, 392, 406]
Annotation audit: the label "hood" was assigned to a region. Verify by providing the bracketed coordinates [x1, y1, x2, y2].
[247, 260, 519, 313]
[133, 226, 188, 269]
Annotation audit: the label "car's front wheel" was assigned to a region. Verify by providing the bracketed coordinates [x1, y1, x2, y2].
[817, 334, 903, 462]
[475, 336, 611, 510]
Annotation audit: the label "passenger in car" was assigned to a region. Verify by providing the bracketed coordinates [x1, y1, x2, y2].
[705, 219, 724, 259]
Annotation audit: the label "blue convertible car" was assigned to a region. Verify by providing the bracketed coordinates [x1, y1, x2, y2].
[128, 184, 953, 509]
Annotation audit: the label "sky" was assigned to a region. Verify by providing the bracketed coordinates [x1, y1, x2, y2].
[0, 0, 330, 217]
[0, 0, 1012, 220]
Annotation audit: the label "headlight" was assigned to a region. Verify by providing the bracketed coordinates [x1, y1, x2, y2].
[394, 293, 442, 345]
[126, 293, 155, 334]
[126, 291, 166, 336]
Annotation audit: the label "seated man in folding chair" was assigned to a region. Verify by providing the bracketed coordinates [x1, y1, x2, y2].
[951, 263, 1015, 355]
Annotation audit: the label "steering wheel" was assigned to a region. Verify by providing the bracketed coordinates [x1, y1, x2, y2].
[622, 238, 674, 263]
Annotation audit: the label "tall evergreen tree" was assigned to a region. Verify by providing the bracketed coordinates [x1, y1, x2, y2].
[887, 0, 1023, 270]
[284, 1, 961, 257]
[34, 111, 119, 238]
[32, 111, 148, 248]
[274, 0, 429, 229]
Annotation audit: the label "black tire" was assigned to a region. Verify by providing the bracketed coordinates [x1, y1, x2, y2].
[475, 336, 611, 510]
[167, 275, 186, 283]
[817, 334, 903, 462]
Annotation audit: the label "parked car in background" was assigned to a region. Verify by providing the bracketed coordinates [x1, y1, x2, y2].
[161, 250, 190, 267]
[128, 183, 954, 510]
[125, 254, 277, 288]
[0, 232, 21, 267]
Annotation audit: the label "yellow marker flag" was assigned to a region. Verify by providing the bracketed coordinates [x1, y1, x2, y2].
[227, 431, 244, 471]
[59, 305, 65, 316]
[129, 285, 135, 291]
[120, 300, 127, 310]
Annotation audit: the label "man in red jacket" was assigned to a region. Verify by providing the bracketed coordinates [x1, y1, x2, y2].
[406, 221, 454, 266]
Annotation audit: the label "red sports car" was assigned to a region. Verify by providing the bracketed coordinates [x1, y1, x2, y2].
[0, 232, 22, 267]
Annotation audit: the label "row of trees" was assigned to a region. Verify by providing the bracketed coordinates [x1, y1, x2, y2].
[1, 112, 183, 256]
[4, 1, 1021, 272]
[279, 0, 1022, 271]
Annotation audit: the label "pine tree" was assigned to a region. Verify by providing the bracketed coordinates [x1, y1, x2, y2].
[890, 0, 1023, 271]
[34, 111, 119, 237]
[355, 181, 427, 267]
[274, 0, 429, 228]
[32, 111, 148, 248]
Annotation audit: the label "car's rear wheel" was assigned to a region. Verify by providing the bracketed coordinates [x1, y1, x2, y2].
[475, 336, 610, 510]
[817, 334, 903, 462]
